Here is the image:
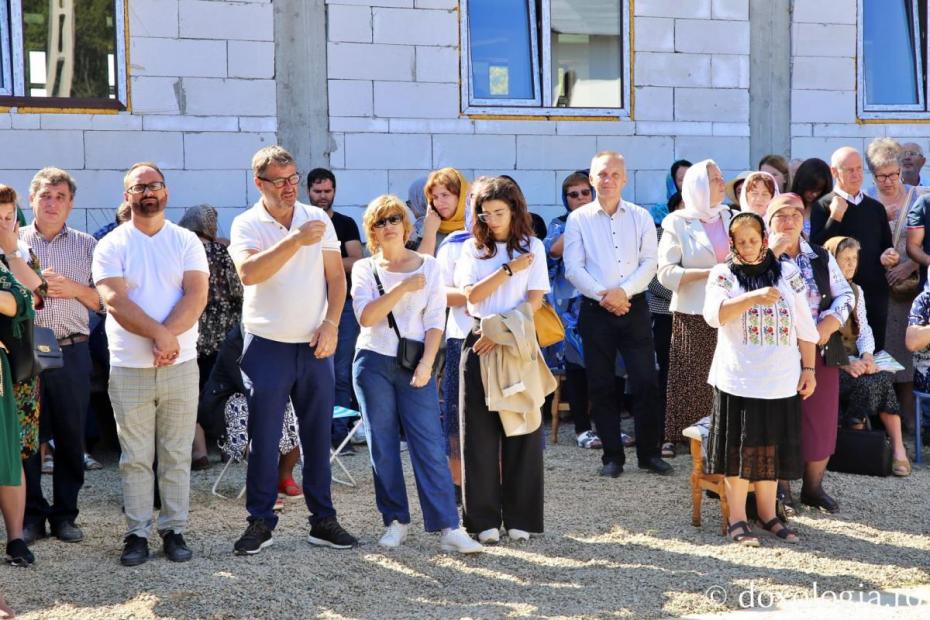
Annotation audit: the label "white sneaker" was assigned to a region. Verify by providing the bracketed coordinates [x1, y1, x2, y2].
[477, 528, 500, 544]
[378, 521, 409, 548]
[576, 430, 602, 449]
[507, 528, 530, 541]
[439, 527, 483, 554]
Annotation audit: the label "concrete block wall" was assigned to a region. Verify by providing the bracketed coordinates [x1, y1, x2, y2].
[0, 0, 276, 236]
[327, 0, 752, 228]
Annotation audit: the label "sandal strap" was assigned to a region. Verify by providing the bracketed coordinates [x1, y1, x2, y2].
[728, 520, 753, 538]
[760, 518, 797, 539]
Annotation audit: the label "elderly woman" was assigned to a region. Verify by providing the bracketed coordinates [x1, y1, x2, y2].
[823, 236, 910, 476]
[704, 212, 817, 546]
[658, 160, 734, 445]
[768, 194, 854, 513]
[416, 168, 469, 256]
[760, 154, 791, 193]
[738, 171, 779, 218]
[178, 205, 243, 471]
[351, 195, 480, 553]
[864, 138, 922, 429]
[790, 159, 833, 237]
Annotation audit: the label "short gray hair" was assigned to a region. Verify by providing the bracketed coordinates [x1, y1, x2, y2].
[30, 167, 77, 198]
[865, 138, 903, 173]
[251, 145, 295, 178]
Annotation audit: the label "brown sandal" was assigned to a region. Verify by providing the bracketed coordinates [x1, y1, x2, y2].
[892, 459, 912, 477]
[728, 521, 760, 547]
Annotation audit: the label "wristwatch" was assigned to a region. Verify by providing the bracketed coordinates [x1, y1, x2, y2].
[501, 264, 513, 277]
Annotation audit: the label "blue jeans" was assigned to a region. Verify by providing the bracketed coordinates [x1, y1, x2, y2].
[353, 349, 459, 531]
[332, 301, 360, 444]
[240, 334, 336, 528]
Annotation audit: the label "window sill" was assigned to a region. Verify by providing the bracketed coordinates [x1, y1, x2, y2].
[0, 97, 126, 113]
[462, 105, 629, 120]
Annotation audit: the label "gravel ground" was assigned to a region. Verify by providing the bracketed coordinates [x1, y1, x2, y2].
[2, 425, 929, 620]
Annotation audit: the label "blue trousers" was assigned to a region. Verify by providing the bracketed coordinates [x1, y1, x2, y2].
[353, 349, 459, 532]
[332, 301, 360, 444]
[240, 334, 336, 528]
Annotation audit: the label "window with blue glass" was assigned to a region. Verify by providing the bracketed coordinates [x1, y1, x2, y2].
[462, 0, 630, 116]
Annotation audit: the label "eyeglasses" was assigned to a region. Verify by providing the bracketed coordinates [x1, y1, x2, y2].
[903, 150, 923, 157]
[257, 173, 301, 188]
[476, 210, 509, 223]
[874, 171, 901, 183]
[566, 189, 592, 200]
[126, 182, 166, 194]
[373, 214, 404, 229]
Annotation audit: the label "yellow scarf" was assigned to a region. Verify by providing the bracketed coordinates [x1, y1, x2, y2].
[426, 170, 469, 234]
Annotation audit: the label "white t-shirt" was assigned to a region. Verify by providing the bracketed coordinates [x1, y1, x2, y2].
[455, 237, 550, 318]
[436, 239, 472, 340]
[703, 262, 820, 399]
[92, 220, 209, 368]
[228, 201, 341, 343]
[351, 255, 446, 358]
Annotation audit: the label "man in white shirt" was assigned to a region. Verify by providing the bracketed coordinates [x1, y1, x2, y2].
[93, 162, 209, 566]
[564, 151, 672, 478]
[228, 146, 356, 555]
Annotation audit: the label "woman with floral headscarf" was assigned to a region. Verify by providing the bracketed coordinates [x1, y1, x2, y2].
[658, 160, 734, 448]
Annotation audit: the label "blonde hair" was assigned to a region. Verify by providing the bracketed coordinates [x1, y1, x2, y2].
[362, 194, 412, 254]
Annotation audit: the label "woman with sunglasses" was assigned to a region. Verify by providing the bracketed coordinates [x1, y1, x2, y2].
[351, 195, 481, 553]
[455, 176, 552, 544]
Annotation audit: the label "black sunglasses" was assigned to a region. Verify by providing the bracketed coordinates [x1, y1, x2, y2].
[566, 189, 592, 199]
[373, 214, 404, 229]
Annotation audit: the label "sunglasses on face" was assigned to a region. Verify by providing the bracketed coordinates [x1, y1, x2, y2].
[566, 189, 592, 200]
[373, 214, 404, 229]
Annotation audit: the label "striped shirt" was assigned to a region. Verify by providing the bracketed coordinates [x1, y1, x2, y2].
[19, 224, 99, 338]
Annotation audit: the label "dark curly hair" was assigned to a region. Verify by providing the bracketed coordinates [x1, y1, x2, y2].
[471, 177, 534, 260]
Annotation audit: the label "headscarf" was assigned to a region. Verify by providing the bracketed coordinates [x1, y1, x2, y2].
[678, 159, 728, 223]
[822, 236, 858, 280]
[560, 169, 596, 212]
[178, 204, 218, 241]
[738, 171, 780, 214]
[439, 176, 483, 247]
[426, 169, 470, 235]
[726, 212, 781, 291]
[406, 177, 429, 220]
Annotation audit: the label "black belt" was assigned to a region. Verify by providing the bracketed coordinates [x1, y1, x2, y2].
[57, 334, 89, 347]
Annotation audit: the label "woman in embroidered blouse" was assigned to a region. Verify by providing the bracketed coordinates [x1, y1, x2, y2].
[704, 212, 817, 546]
[767, 194, 854, 514]
[351, 195, 480, 554]
[658, 160, 734, 449]
[824, 236, 911, 476]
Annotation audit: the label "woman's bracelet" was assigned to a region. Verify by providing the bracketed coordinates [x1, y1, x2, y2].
[322, 318, 338, 329]
[801, 366, 815, 373]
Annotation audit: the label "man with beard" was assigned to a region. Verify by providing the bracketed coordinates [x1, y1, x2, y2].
[228, 146, 356, 555]
[19, 168, 102, 548]
[92, 162, 208, 566]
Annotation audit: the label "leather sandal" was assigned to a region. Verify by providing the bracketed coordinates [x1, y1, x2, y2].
[727, 521, 760, 547]
[892, 459, 912, 477]
[759, 518, 799, 544]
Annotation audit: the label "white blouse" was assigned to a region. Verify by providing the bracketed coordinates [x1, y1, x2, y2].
[850, 284, 876, 356]
[436, 239, 472, 340]
[703, 262, 820, 400]
[351, 254, 446, 358]
[455, 237, 550, 318]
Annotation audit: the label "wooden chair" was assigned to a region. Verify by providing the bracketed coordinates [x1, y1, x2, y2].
[549, 373, 571, 444]
[683, 425, 755, 536]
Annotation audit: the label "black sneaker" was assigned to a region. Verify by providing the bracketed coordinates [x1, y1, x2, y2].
[308, 517, 357, 549]
[162, 532, 193, 562]
[120, 534, 149, 567]
[233, 520, 273, 556]
[5, 539, 35, 567]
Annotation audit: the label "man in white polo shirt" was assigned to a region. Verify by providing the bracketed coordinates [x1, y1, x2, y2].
[228, 145, 356, 555]
[93, 162, 209, 566]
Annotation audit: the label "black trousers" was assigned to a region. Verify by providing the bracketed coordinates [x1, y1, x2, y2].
[460, 330, 544, 534]
[564, 362, 590, 434]
[24, 341, 91, 528]
[652, 312, 673, 442]
[861, 285, 888, 352]
[579, 296, 661, 466]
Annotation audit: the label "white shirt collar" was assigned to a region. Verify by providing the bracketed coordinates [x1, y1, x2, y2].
[834, 186, 863, 205]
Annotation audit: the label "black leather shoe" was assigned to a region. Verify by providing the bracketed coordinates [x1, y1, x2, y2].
[598, 462, 623, 478]
[638, 457, 674, 476]
[162, 532, 193, 562]
[51, 521, 84, 543]
[800, 490, 839, 513]
[120, 534, 150, 567]
[22, 522, 47, 546]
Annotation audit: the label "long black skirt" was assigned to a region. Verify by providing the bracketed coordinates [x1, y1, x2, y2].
[706, 388, 803, 482]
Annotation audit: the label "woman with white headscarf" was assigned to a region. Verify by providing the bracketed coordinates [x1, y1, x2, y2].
[739, 171, 780, 219]
[658, 160, 735, 447]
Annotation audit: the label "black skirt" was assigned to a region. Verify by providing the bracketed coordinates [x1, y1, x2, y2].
[706, 388, 803, 481]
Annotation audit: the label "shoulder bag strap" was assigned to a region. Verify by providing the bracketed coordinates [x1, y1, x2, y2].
[892, 186, 915, 248]
[371, 263, 403, 340]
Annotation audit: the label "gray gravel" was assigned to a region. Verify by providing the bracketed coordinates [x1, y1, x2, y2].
[3, 427, 929, 619]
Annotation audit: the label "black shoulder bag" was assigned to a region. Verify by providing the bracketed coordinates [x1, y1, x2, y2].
[0, 318, 63, 383]
[371, 267, 425, 372]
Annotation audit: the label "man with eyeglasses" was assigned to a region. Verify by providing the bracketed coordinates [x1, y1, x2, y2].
[901, 143, 926, 187]
[227, 146, 356, 555]
[811, 146, 899, 349]
[20, 168, 103, 549]
[93, 162, 209, 566]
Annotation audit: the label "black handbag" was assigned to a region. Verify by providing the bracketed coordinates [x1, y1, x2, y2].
[827, 428, 892, 477]
[372, 268, 425, 372]
[820, 331, 847, 367]
[0, 319, 64, 383]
